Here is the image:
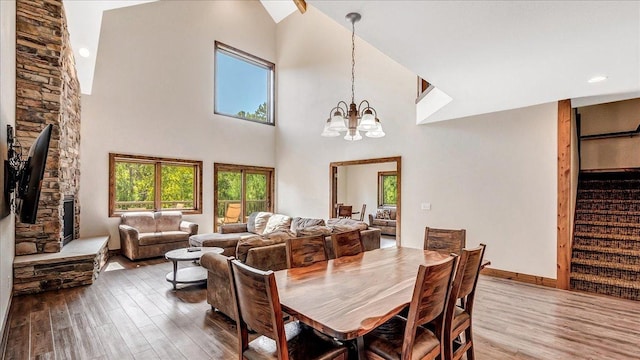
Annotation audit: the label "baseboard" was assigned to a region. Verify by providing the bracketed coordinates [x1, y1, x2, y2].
[481, 268, 557, 288]
[0, 294, 12, 360]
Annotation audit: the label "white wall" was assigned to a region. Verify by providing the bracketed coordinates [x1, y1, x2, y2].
[580, 98, 640, 169]
[80, 1, 277, 248]
[276, 7, 558, 278]
[339, 162, 396, 221]
[0, 0, 16, 335]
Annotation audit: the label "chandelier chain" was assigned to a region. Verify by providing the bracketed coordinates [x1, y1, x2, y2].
[351, 19, 355, 104]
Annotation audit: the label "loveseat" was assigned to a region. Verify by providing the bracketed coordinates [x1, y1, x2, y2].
[199, 212, 381, 319]
[369, 206, 397, 236]
[118, 211, 198, 260]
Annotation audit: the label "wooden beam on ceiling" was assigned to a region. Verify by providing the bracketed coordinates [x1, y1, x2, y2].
[293, 0, 307, 14]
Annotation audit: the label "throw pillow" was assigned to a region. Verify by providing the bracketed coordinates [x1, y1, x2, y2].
[246, 212, 259, 233]
[253, 212, 273, 235]
[263, 214, 292, 234]
[376, 209, 391, 220]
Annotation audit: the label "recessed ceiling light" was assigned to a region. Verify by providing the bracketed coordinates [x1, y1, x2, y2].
[588, 75, 607, 83]
[78, 47, 90, 58]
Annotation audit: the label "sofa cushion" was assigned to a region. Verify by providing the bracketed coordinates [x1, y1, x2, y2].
[264, 214, 292, 234]
[155, 211, 182, 231]
[290, 217, 325, 233]
[189, 232, 250, 248]
[235, 231, 293, 262]
[376, 209, 391, 220]
[295, 225, 333, 237]
[372, 219, 396, 227]
[121, 212, 156, 233]
[138, 231, 189, 246]
[253, 212, 273, 235]
[327, 218, 368, 233]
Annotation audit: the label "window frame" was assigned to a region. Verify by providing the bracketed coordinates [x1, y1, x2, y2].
[213, 163, 275, 232]
[214, 41, 276, 125]
[378, 171, 398, 207]
[109, 153, 203, 217]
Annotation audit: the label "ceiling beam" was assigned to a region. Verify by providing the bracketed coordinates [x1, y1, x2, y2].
[293, 0, 306, 14]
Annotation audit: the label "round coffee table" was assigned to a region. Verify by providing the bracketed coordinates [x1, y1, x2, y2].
[165, 247, 223, 290]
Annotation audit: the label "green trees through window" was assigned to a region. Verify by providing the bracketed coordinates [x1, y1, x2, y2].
[379, 172, 397, 206]
[109, 154, 202, 215]
[215, 164, 273, 230]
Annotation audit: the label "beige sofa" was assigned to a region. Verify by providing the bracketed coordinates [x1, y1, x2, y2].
[118, 211, 198, 260]
[199, 212, 381, 319]
[369, 206, 397, 236]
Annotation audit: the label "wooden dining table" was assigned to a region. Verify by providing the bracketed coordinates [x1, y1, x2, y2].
[274, 247, 450, 359]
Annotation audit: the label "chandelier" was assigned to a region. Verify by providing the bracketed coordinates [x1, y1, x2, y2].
[321, 12, 385, 141]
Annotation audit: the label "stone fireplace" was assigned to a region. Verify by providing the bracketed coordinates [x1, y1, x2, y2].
[14, 0, 81, 255]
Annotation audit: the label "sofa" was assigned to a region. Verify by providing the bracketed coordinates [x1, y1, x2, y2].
[199, 212, 381, 320]
[118, 211, 198, 261]
[369, 206, 397, 236]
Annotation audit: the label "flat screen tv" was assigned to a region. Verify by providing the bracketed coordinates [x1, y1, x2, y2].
[16, 124, 52, 224]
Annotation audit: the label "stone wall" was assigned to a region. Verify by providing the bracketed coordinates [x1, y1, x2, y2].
[15, 0, 81, 255]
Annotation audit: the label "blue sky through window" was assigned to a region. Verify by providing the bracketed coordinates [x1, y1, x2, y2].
[216, 51, 269, 120]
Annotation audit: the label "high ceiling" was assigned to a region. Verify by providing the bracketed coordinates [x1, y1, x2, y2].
[65, 0, 640, 123]
[311, 0, 640, 123]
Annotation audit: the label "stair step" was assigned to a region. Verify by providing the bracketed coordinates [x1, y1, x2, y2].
[574, 223, 640, 237]
[576, 209, 640, 216]
[571, 258, 640, 273]
[570, 277, 640, 301]
[572, 244, 640, 258]
[576, 199, 640, 212]
[570, 272, 640, 290]
[577, 189, 640, 200]
[573, 232, 640, 242]
[574, 211, 640, 224]
[575, 220, 640, 228]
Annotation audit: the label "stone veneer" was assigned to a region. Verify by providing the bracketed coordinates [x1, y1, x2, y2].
[15, 0, 81, 255]
[13, 236, 109, 295]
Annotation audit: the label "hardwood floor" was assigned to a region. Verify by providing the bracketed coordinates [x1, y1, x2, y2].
[3, 255, 640, 359]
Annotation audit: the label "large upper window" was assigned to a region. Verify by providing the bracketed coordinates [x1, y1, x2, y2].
[378, 171, 397, 206]
[214, 41, 275, 124]
[109, 153, 203, 216]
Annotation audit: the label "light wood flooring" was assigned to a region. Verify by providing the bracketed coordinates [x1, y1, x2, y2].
[3, 255, 640, 359]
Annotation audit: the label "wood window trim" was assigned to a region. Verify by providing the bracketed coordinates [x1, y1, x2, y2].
[213, 163, 275, 232]
[378, 171, 398, 207]
[214, 41, 276, 126]
[109, 153, 203, 217]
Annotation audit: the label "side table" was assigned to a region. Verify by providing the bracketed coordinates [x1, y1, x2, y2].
[165, 247, 223, 290]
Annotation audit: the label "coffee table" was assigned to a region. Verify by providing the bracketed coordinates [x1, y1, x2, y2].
[165, 247, 223, 290]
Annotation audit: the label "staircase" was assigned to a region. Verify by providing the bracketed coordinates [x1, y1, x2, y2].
[570, 171, 640, 301]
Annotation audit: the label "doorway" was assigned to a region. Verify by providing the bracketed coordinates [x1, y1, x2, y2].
[329, 156, 401, 246]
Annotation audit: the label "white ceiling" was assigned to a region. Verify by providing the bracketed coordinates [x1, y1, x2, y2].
[64, 0, 157, 95]
[310, 1, 640, 123]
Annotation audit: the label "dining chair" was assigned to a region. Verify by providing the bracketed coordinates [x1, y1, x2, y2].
[331, 229, 364, 258]
[228, 259, 348, 360]
[363, 255, 459, 360]
[442, 244, 486, 360]
[337, 205, 353, 219]
[424, 227, 466, 255]
[285, 235, 329, 268]
[359, 204, 366, 222]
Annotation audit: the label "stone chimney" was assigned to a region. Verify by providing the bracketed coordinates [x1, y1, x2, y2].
[14, 0, 81, 255]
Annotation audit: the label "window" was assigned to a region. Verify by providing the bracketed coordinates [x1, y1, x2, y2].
[109, 153, 202, 216]
[214, 41, 275, 124]
[214, 163, 274, 231]
[378, 171, 397, 206]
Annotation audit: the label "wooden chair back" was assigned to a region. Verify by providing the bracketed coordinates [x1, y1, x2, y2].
[443, 244, 486, 360]
[403, 256, 459, 357]
[286, 235, 329, 268]
[331, 229, 364, 258]
[359, 204, 366, 221]
[424, 227, 466, 255]
[229, 259, 287, 357]
[337, 205, 353, 218]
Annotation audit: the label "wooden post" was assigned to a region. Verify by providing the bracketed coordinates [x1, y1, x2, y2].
[557, 99, 572, 290]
